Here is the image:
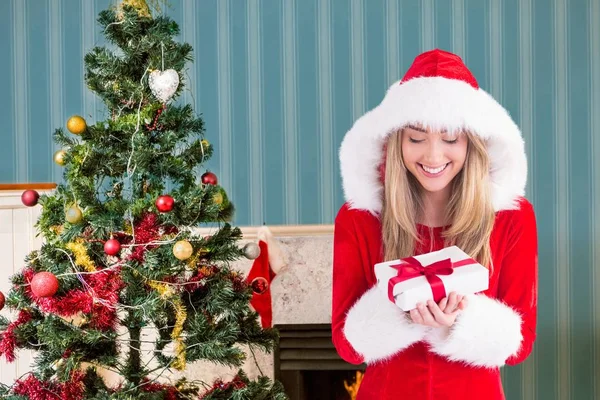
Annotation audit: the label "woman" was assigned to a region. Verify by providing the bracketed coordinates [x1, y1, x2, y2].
[332, 49, 538, 399]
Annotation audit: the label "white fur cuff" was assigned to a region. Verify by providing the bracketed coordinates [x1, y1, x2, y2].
[425, 294, 523, 368]
[343, 286, 430, 364]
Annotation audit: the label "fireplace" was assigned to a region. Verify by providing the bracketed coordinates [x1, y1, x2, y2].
[274, 324, 366, 400]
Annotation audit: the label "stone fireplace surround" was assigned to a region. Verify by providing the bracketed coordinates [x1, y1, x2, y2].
[176, 225, 366, 397]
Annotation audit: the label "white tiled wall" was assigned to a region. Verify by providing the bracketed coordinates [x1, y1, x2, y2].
[0, 191, 46, 385]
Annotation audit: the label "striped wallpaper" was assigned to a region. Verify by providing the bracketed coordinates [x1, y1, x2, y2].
[1, 0, 599, 398]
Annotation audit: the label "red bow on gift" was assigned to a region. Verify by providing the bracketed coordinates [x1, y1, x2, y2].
[387, 256, 475, 304]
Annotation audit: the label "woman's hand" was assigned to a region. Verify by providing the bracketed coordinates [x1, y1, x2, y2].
[409, 292, 468, 328]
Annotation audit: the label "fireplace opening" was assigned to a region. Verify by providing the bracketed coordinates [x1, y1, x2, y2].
[274, 324, 366, 400]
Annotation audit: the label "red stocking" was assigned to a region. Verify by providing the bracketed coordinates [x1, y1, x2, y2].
[246, 240, 276, 328]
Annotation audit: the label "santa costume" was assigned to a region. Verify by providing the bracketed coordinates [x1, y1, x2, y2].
[332, 49, 538, 399]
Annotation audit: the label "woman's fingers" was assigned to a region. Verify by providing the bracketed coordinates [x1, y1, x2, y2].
[409, 308, 423, 324]
[417, 302, 439, 327]
[427, 300, 449, 326]
[410, 297, 469, 327]
[445, 292, 458, 313]
[438, 297, 448, 311]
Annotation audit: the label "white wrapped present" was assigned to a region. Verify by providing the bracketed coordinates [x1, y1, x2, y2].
[374, 246, 489, 311]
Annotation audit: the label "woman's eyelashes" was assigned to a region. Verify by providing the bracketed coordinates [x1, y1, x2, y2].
[408, 137, 458, 144]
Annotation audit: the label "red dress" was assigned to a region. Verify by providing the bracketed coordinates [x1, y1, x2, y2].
[331, 198, 538, 400]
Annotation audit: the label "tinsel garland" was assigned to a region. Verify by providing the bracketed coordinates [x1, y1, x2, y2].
[65, 239, 96, 272]
[148, 281, 187, 370]
[126, 212, 177, 263]
[227, 271, 246, 292]
[140, 378, 179, 400]
[198, 375, 247, 399]
[185, 246, 209, 270]
[12, 371, 85, 400]
[0, 310, 32, 362]
[23, 268, 123, 331]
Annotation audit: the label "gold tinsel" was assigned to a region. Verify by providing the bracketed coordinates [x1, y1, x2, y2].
[148, 281, 187, 370]
[123, 221, 133, 235]
[198, 265, 215, 277]
[148, 281, 174, 297]
[66, 239, 96, 272]
[185, 247, 209, 269]
[171, 297, 187, 370]
[115, 0, 167, 19]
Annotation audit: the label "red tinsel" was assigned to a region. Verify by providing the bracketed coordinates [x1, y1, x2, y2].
[12, 371, 85, 400]
[145, 104, 166, 131]
[182, 271, 206, 292]
[127, 212, 177, 263]
[228, 272, 247, 292]
[198, 375, 247, 399]
[181, 265, 223, 292]
[140, 378, 179, 400]
[0, 309, 32, 362]
[23, 267, 123, 331]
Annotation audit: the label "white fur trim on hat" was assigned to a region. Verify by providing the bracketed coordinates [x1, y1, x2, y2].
[339, 77, 527, 214]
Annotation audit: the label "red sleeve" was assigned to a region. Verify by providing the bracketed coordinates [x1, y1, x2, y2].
[331, 205, 369, 365]
[424, 198, 538, 368]
[332, 204, 430, 365]
[498, 198, 538, 365]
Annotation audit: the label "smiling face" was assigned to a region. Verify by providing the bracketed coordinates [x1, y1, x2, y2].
[400, 124, 469, 196]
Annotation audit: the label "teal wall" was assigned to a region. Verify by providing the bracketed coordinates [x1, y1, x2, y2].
[1, 0, 600, 398]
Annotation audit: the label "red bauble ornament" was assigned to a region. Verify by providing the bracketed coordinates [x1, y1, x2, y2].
[155, 195, 174, 213]
[31, 272, 59, 298]
[21, 190, 39, 207]
[0, 291, 5, 311]
[201, 172, 218, 185]
[104, 239, 121, 256]
[251, 277, 269, 295]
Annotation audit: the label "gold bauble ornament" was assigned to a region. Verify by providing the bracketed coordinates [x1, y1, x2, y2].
[66, 115, 87, 135]
[213, 192, 223, 205]
[65, 205, 83, 224]
[173, 240, 193, 260]
[117, 0, 152, 19]
[201, 139, 209, 149]
[53, 150, 67, 166]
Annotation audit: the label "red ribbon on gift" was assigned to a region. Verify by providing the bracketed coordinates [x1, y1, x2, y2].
[387, 256, 476, 303]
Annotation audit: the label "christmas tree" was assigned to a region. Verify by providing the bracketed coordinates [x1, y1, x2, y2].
[0, 2, 287, 399]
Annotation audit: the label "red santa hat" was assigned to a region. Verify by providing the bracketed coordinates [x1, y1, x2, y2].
[339, 49, 527, 215]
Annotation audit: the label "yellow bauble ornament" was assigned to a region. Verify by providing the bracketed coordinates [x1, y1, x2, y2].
[173, 240, 193, 260]
[213, 192, 223, 205]
[201, 139, 209, 149]
[117, 0, 152, 19]
[65, 205, 83, 224]
[53, 150, 67, 166]
[66, 115, 87, 135]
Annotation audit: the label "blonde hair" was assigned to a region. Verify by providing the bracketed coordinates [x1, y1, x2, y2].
[381, 129, 495, 269]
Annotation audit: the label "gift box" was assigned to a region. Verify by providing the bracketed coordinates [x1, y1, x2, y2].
[374, 246, 489, 311]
